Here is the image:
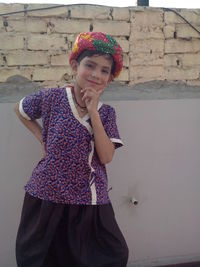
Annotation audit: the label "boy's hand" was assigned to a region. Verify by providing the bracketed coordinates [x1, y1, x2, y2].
[81, 87, 103, 113]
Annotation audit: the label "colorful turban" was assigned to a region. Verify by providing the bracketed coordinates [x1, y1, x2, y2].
[69, 32, 123, 78]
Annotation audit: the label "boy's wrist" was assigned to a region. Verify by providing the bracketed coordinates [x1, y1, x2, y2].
[89, 109, 99, 118]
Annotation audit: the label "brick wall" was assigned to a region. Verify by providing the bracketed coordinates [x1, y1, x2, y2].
[0, 3, 200, 87]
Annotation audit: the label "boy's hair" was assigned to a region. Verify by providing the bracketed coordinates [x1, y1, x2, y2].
[69, 32, 123, 78]
[76, 50, 115, 75]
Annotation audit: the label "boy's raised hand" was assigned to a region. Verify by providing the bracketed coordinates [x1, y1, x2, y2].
[81, 87, 103, 114]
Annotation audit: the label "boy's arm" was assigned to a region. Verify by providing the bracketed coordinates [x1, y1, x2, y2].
[90, 111, 115, 165]
[14, 102, 46, 157]
[82, 87, 115, 164]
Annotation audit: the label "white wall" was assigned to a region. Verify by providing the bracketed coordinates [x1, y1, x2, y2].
[1, 99, 200, 267]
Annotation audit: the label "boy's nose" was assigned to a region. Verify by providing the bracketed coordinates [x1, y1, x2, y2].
[91, 69, 101, 79]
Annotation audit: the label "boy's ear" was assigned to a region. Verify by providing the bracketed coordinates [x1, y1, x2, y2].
[70, 60, 78, 74]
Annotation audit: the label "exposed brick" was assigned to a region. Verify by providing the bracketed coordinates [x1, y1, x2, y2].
[165, 68, 199, 80]
[6, 18, 46, 33]
[93, 21, 130, 36]
[51, 53, 69, 66]
[165, 39, 200, 53]
[32, 67, 72, 81]
[49, 19, 90, 33]
[27, 35, 68, 51]
[163, 25, 175, 39]
[0, 34, 24, 50]
[70, 5, 110, 20]
[131, 9, 164, 26]
[6, 51, 48, 66]
[131, 52, 163, 66]
[130, 39, 164, 54]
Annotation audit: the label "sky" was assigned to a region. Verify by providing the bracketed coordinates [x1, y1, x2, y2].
[0, 0, 199, 9]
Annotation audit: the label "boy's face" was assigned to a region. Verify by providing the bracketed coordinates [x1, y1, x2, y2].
[71, 55, 113, 93]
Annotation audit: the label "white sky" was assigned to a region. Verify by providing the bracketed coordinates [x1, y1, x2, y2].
[0, 0, 199, 8]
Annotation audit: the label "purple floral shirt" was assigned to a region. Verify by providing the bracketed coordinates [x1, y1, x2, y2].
[19, 87, 123, 205]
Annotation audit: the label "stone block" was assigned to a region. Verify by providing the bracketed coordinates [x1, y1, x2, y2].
[164, 54, 180, 67]
[165, 54, 200, 68]
[112, 7, 130, 21]
[26, 4, 68, 17]
[130, 39, 164, 54]
[0, 54, 4, 66]
[163, 25, 175, 39]
[164, 68, 199, 80]
[176, 24, 200, 39]
[165, 39, 200, 53]
[0, 34, 24, 50]
[50, 53, 69, 66]
[49, 19, 90, 33]
[116, 68, 129, 81]
[32, 67, 72, 81]
[130, 25, 164, 40]
[122, 53, 129, 67]
[131, 52, 163, 66]
[186, 80, 200, 86]
[6, 18, 46, 33]
[130, 65, 164, 80]
[27, 35, 68, 51]
[6, 51, 48, 66]
[93, 21, 130, 36]
[0, 3, 25, 17]
[181, 54, 200, 67]
[0, 18, 5, 33]
[131, 9, 163, 26]
[115, 37, 129, 53]
[164, 10, 200, 25]
[70, 5, 110, 20]
[0, 67, 32, 82]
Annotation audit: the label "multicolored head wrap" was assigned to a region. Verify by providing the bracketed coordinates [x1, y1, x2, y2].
[69, 32, 123, 78]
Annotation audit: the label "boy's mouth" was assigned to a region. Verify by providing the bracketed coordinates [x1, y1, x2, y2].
[87, 80, 101, 85]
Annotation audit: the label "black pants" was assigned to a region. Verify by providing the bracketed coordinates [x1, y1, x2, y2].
[16, 193, 129, 267]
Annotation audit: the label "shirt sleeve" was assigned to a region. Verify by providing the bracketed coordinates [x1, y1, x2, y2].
[103, 105, 124, 149]
[19, 89, 45, 120]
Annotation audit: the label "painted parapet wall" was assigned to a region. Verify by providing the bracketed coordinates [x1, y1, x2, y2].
[1, 93, 200, 267]
[0, 3, 200, 88]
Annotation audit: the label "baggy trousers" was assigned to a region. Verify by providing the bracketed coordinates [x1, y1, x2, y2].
[16, 192, 129, 267]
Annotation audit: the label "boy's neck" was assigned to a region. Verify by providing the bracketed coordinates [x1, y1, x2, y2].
[73, 83, 86, 107]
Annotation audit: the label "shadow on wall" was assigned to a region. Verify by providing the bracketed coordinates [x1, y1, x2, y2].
[1, 75, 200, 103]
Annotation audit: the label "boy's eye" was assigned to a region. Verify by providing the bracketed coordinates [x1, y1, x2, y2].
[102, 69, 109, 74]
[86, 63, 93, 68]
